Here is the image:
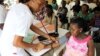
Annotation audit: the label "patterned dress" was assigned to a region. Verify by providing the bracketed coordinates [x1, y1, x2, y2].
[63, 35, 92, 56]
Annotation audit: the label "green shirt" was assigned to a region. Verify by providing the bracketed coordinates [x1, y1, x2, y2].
[51, 3, 58, 10]
[77, 11, 94, 21]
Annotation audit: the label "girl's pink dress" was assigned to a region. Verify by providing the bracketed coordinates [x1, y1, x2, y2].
[63, 35, 92, 56]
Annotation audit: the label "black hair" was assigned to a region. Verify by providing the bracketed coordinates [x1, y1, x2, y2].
[0, 0, 4, 4]
[72, 5, 81, 13]
[46, 5, 53, 10]
[19, 0, 30, 3]
[93, 7, 100, 12]
[81, 4, 89, 12]
[75, 0, 80, 5]
[61, 0, 66, 7]
[52, 0, 56, 4]
[70, 18, 90, 32]
[46, 5, 53, 17]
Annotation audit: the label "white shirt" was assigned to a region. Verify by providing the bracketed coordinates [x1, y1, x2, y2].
[0, 3, 33, 56]
[87, 3, 97, 9]
[56, 0, 62, 7]
[69, 1, 86, 9]
[0, 5, 7, 56]
[66, 4, 71, 11]
[0, 4, 7, 24]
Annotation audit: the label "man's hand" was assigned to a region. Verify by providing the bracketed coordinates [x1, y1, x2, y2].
[32, 43, 45, 52]
[47, 36, 58, 42]
[31, 44, 38, 52]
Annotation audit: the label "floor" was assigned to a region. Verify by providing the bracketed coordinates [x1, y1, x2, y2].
[95, 43, 100, 56]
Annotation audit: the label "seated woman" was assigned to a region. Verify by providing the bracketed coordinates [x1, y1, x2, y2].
[63, 18, 94, 56]
[89, 6, 100, 41]
[77, 4, 94, 24]
[42, 4, 61, 28]
[89, 7, 100, 28]
[43, 5, 55, 25]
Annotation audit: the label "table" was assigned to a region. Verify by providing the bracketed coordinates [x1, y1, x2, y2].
[25, 25, 68, 56]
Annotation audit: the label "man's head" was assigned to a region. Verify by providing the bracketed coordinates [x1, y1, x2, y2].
[75, 0, 80, 5]
[28, 0, 45, 13]
[61, 1, 66, 7]
[19, 0, 45, 13]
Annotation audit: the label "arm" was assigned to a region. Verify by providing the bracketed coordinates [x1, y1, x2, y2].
[45, 42, 59, 48]
[30, 24, 56, 41]
[87, 39, 95, 56]
[66, 32, 71, 39]
[13, 35, 36, 49]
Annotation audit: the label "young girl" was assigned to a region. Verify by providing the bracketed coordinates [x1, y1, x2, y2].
[63, 18, 94, 56]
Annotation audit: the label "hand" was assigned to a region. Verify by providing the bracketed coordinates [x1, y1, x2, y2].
[36, 43, 45, 52]
[45, 40, 60, 48]
[47, 36, 58, 42]
[32, 43, 45, 52]
[66, 32, 71, 38]
[31, 44, 38, 52]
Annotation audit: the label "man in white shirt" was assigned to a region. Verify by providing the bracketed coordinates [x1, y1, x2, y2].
[0, 0, 56, 56]
[0, 1, 7, 56]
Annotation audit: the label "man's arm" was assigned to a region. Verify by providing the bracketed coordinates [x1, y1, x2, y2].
[87, 39, 95, 56]
[13, 35, 36, 49]
[30, 24, 55, 40]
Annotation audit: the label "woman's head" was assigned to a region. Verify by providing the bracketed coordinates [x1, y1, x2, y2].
[93, 7, 100, 17]
[70, 18, 89, 36]
[81, 4, 89, 12]
[96, 1, 100, 7]
[45, 5, 53, 17]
